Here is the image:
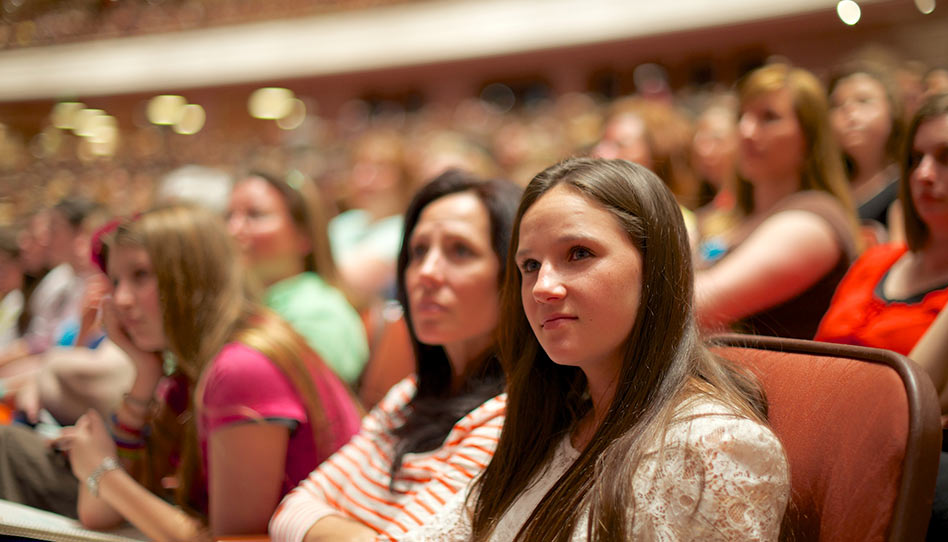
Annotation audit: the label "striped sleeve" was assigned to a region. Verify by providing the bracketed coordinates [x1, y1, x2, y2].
[269, 379, 506, 542]
[374, 394, 505, 540]
[269, 377, 416, 542]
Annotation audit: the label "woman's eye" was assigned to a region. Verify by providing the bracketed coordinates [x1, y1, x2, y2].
[450, 243, 473, 258]
[935, 148, 948, 166]
[409, 244, 427, 261]
[569, 246, 593, 261]
[519, 259, 539, 274]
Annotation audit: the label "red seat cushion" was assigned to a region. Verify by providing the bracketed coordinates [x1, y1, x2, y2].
[714, 346, 908, 542]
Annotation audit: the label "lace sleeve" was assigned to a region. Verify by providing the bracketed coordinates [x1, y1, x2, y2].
[389, 484, 473, 542]
[633, 412, 790, 541]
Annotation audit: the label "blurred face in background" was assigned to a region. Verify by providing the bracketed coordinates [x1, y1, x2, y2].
[738, 88, 806, 187]
[908, 113, 948, 233]
[47, 209, 81, 269]
[18, 211, 50, 274]
[227, 176, 308, 287]
[404, 191, 500, 364]
[592, 113, 653, 170]
[830, 73, 892, 164]
[692, 107, 739, 189]
[109, 245, 165, 352]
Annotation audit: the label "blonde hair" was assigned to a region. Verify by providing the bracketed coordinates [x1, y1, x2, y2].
[111, 205, 334, 516]
[736, 64, 857, 236]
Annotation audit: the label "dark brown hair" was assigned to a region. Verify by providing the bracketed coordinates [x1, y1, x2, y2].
[390, 169, 522, 482]
[470, 158, 769, 541]
[828, 62, 906, 175]
[901, 93, 948, 251]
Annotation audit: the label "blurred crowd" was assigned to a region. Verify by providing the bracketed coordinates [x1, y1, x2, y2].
[0, 41, 947, 539]
[0, 0, 417, 49]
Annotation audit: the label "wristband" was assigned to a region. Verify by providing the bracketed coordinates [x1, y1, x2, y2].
[86, 456, 121, 498]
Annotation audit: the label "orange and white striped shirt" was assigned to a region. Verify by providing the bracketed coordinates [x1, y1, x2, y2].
[269, 376, 506, 542]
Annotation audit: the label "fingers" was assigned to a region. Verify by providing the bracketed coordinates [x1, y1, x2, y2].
[50, 428, 76, 450]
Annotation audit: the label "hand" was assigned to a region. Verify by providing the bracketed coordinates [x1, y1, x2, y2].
[101, 296, 163, 381]
[13, 378, 40, 424]
[77, 273, 112, 345]
[54, 409, 118, 482]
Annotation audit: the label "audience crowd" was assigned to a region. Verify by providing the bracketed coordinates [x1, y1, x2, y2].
[0, 49, 946, 541]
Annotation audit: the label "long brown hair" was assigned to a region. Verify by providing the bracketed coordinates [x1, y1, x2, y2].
[470, 158, 769, 541]
[735, 63, 857, 237]
[900, 93, 948, 252]
[109, 205, 335, 516]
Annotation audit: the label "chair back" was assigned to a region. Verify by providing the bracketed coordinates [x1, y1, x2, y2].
[711, 334, 941, 542]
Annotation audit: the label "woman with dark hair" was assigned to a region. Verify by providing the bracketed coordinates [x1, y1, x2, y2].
[828, 62, 905, 226]
[400, 157, 788, 541]
[816, 93, 948, 406]
[696, 63, 859, 339]
[269, 170, 522, 542]
[227, 171, 368, 385]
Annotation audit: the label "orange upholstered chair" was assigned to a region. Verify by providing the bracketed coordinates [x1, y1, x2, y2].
[712, 334, 941, 542]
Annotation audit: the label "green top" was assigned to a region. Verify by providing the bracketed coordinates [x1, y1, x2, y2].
[264, 272, 369, 385]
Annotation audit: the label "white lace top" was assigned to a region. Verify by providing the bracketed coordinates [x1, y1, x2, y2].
[394, 396, 789, 541]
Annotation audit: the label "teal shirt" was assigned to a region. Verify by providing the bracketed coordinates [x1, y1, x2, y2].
[264, 272, 369, 385]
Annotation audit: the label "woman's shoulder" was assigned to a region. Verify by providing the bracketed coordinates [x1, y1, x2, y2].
[202, 342, 294, 396]
[667, 395, 785, 466]
[846, 242, 908, 278]
[373, 374, 419, 414]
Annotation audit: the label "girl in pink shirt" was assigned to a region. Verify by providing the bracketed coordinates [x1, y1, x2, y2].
[55, 205, 361, 540]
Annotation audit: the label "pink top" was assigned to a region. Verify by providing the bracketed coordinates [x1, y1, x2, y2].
[197, 342, 361, 502]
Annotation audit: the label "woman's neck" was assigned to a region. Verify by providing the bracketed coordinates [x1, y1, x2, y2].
[920, 233, 948, 274]
[571, 368, 619, 451]
[751, 175, 800, 217]
[850, 161, 896, 202]
[258, 261, 306, 289]
[443, 333, 494, 393]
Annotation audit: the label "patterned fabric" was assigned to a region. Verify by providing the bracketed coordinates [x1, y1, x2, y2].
[397, 396, 789, 541]
[269, 376, 506, 542]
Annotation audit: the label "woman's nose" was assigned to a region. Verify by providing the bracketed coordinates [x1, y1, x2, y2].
[914, 155, 936, 185]
[532, 264, 566, 302]
[112, 280, 133, 308]
[416, 249, 444, 286]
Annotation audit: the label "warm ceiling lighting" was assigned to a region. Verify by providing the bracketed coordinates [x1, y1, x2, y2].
[249, 87, 295, 120]
[173, 104, 206, 135]
[147, 95, 187, 125]
[836, 0, 861, 25]
[72, 108, 106, 137]
[51, 102, 85, 130]
[915, 0, 936, 14]
[276, 99, 306, 130]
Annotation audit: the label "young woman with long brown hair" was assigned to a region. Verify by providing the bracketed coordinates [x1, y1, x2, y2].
[399, 157, 789, 541]
[53, 205, 361, 541]
[696, 63, 860, 339]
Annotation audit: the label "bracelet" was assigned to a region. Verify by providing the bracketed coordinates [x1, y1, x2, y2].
[110, 413, 144, 438]
[86, 456, 121, 498]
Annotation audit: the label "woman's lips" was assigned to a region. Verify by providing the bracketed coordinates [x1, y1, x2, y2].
[413, 299, 447, 315]
[541, 314, 577, 329]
